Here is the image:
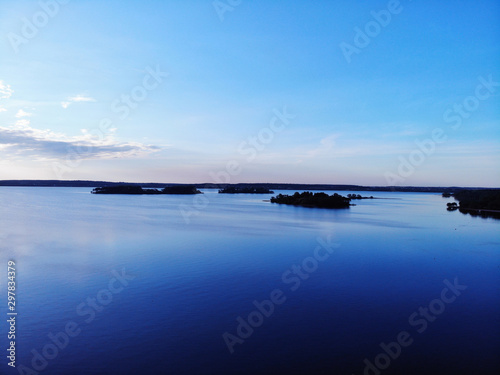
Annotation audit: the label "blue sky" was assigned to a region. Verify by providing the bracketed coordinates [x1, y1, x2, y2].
[0, 0, 498, 186]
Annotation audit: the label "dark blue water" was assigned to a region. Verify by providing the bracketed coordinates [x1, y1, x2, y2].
[0, 188, 498, 374]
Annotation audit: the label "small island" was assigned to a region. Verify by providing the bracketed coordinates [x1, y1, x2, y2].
[347, 194, 374, 200]
[446, 202, 458, 211]
[270, 192, 351, 209]
[162, 186, 203, 194]
[91, 185, 202, 195]
[218, 186, 274, 194]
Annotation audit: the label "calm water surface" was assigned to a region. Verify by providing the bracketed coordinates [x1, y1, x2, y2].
[0, 187, 498, 374]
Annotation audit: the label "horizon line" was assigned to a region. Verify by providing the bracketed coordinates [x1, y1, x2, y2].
[0, 179, 498, 189]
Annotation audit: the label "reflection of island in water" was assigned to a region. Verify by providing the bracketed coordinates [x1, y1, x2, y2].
[444, 189, 500, 219]
[219, 187, 274, 194]
[91, 185, 202, 195]
[270, 192, 355, 209]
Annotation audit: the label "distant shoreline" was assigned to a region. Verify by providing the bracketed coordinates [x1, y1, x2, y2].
[1, 180, 498, 193]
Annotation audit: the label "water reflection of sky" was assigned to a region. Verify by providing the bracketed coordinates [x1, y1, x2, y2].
[0, 187, 498, 374]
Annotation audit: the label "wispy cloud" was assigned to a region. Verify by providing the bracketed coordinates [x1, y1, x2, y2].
[0, 80, 13, 99]
[69, 95, 96, 103]
[61, 94, 96, 109]
[0, 123, 161, 161]
[15, 109, 32, 118]
[304, 134, 340, 158]
[0, 80, 13, 113]
[14, 119, 31, 128]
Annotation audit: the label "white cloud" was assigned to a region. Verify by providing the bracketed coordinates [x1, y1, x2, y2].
[14, 119, 31, 128]
[15, 109, 32, 118]
[61, 95, 96, 109]
[0, 123, 160, 161]
[69, 95, 95, 102]
[305, 134, 340, 158]
[291, 134, 342, 162]
[0, 80, 13, 99]
[0, 107, 6, 113]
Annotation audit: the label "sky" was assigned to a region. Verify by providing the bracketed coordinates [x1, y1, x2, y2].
[0, 0, 499, 186]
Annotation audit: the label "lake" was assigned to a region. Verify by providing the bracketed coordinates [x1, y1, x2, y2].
[0, 187, 498, 374]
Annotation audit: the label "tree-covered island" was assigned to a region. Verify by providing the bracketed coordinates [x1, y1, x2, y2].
[270, 192, 352, 208]
[444, 189, 500, 219]
[443, 189, 500, 219]
[91, 185, 202, 195]
[218, 186, 274, 194]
